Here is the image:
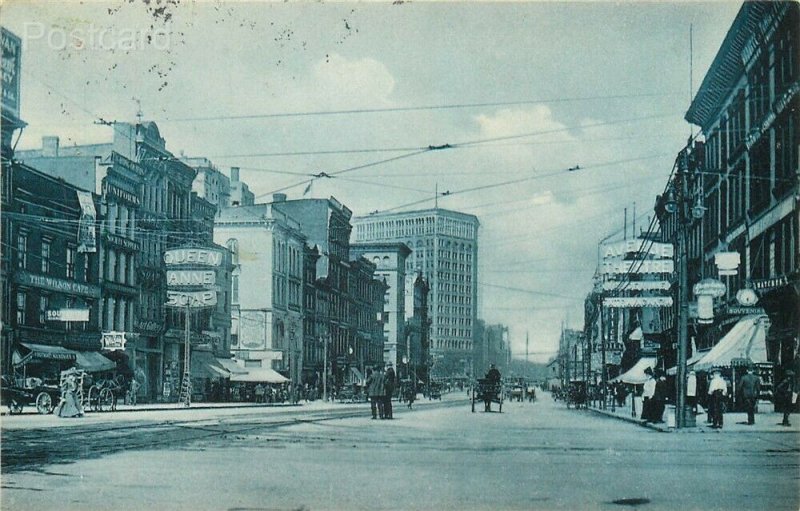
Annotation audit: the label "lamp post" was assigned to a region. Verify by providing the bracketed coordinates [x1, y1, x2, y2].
[657, 144, 705, 429]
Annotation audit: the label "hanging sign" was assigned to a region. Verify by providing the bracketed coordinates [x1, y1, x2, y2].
[604, 296, 673, 308]
[101, 331, 127, 351]
[46, 309, 90, 322]
[166, 290, 217, 308]
[76, 190, 97, 253]
[164, 248, 223, 267]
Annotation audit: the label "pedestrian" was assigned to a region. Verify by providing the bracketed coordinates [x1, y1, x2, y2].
[641, 367, 656, 422]
[56, 368, 84, 418]
[652, 373, 667, 423]
[366, 365, 385, 419]
[686, 370, 697, 415]
[384, 362, 396, 419]
[708, 369, 727, 429]
[737, 366, 761, 425]
[775, 370, 795, 427]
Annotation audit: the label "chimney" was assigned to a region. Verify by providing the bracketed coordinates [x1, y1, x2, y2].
[272, 193, 287, 203]
[42, 136, 60, 157]
[230, 167, 240, 182]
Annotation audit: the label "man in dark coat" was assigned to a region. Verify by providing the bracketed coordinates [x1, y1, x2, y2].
[776, 370, 795, 427]
[383, 362, 396, 419]
[738, 367, 761, 425]
[486, 364, 501, 383]
[652, 373, 667, 423]
[366, 365, 385, 419]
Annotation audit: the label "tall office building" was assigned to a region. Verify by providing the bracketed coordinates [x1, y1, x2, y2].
[352, 209, 479, 377]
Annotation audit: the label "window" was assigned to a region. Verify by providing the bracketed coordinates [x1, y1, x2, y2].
[17, 231, 28, 269]
[232, 274, 239, 303]
[39, 295, 49, 324]
[16, 292, 26, 324]
[41, 239, 51, 273]
[66, 246, 76, 279]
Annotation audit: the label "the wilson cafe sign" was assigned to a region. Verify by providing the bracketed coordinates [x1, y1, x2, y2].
[164, 248, 223, 308]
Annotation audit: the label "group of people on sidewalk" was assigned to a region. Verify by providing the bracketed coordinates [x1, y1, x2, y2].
[366, 362, 396, 420]
[641, 367, 667, 424]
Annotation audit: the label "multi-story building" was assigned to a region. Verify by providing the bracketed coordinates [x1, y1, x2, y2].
[1, 163, 106, 381]
[404, 273, 431, 386]
[214, 202, 306, 384]
[474, 324, 511, 378]
[181, 157, 231, 213]
[557, 328, 586, 387]
[17, 122, 226, 402]
[658, 2, 798, 381]
[353, 208, 480, 377]
[270, 195, 387, 387]
[229, 167, 255, 207]
[350, 242, 411, 367]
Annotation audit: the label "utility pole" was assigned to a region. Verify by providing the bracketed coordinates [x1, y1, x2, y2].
[525, 331, 529, 381]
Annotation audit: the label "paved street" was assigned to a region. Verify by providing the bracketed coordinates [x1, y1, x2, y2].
[3, 392, 798, 511]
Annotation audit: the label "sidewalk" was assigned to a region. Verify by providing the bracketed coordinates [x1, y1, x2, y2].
[0, 392, 465, 429]
[586, 398, 800, 433]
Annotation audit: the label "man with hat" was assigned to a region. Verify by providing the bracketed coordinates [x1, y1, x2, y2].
[737, 366, 761, 425]
[707, 369, 728, 429]
[366, 365, 385, 419]
[776, 370, 795, 427]
[383, 362, 396, 419]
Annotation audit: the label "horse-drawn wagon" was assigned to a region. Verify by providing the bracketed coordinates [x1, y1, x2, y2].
[471, 378, 503, 413]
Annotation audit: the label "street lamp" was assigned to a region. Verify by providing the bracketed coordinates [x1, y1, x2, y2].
[655, 143, 704, 429]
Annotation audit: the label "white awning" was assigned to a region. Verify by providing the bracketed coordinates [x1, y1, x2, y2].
[216, 358, 248, 375]
[692, 315, 768, 372]
[612, 357, 657, 384]
[230, 367, 289, 384]
[666, 349, 710, 375]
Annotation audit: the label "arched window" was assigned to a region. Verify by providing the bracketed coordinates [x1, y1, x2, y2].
[226, 238, 239, 265]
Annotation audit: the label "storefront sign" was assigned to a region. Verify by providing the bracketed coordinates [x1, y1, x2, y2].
[101, 331, 127, 351]
[752, 276, 789, 291]
[76, 190, 97, 253]
[104, 232, 140, 251]
[726, 306, 766, 316]
[167, 270, 216, 287]
[14, 271, 101, 298]
[135, 320, 162, 336]
[1, 28, 21, 118]
[602, 240, 673, 259]
[164, 248, 223, 267]
[239, 310, 266, 350]
[103, 183, 141, 206]
[166, 290, 217, 308]
[602, 259, 674, 275]
[46, 308, 90, 322]
[604, 296, 673, 308]
[602, 280, 671, 292]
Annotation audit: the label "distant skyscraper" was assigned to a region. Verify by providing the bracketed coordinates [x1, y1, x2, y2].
[353, 209, 479, 377]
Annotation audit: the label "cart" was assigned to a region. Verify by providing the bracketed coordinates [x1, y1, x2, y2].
[1, 375, 61, 414]
[428, 382, 442, 400]
[471, 378, 504, 413]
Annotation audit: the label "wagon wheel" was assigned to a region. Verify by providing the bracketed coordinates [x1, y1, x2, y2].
[87, 385, 101, 411]
[9, 399, 24, 414]
[36, 392, 53, 414]
[99, 389, 114, 412]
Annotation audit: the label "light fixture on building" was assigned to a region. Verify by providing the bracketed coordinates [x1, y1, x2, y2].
[693, 278, 727, 325]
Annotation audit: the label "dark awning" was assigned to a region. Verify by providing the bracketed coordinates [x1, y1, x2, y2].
[75, 351, 116, 373]
[13, 343, 115, 373]
[13, 342, 77, 366]
[191, 351, 230, 379]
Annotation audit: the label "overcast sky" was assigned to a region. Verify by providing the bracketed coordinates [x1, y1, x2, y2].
[3, 1, 742, 362]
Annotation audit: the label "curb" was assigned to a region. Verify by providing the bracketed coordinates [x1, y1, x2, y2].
[586, 406, 671, 432]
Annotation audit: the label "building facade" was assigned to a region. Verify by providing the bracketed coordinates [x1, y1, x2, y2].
[17, 122, 226, 402]
[229, 167, 255, 207]
[350, 242, 411, 367]
[214, 203, 306, 384]
[353, 209, 480, 377]
[673, 2, 798, 377]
